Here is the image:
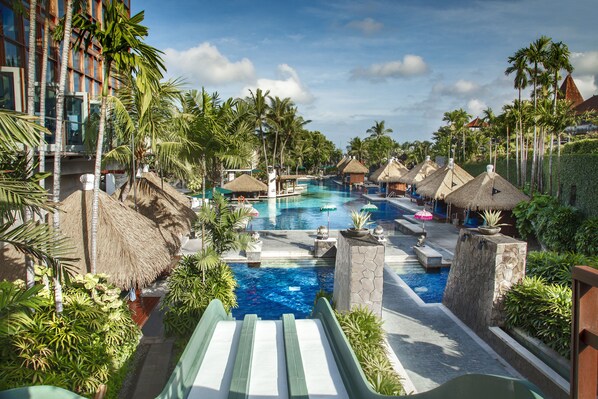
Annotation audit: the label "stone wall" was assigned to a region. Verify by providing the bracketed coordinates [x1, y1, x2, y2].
[443, 228, 527, 334]
[333, 232, 384, 316]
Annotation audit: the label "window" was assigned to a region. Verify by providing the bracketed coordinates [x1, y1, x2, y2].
[4, 41, 22, 67]
[0, 71, 16, 110]
[84, 53, 91, 74]
[72, 49, 81, 70]
[57, 0, 64, 18]
[93, 57, 99, 78]
[90, 0, 97, 19]
[73, 72, 81, 92]
[85, 77, 91, 93]
[1, 4, 16, 40]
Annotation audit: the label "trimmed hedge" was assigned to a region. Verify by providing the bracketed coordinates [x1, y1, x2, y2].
[551, 154, 598, 218]
[504, 277, 571, 358]
[562, 138, 598, 154]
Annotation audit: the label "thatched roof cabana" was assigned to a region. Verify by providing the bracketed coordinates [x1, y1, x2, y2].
[223, 173, 268, 193]
[336, 156, 348, 169]
[416, 161, 473, 200]
[115, 172, 196, 248]
[340, 158, 369, 174]
[444, 165, 530, 211]
[370, 160, 409, 183]
[398, 156, 439, 185]
[60, 189, 173, 289]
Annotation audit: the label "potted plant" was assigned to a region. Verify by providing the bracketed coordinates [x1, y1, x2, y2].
[346, 210, 373, 237]
[478, 209, 508, 235]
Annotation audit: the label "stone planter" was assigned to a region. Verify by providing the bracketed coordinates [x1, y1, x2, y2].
[344, 228, 370, 238]
[478, 226, 501, 235]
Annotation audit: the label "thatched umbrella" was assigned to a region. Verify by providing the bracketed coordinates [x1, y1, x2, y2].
[398, 156, 439, 185]
[223, 173, 268, 193]
[445, 165, 530, 211]
[115, 172, 197, 248]
[416, 161, 473, 200]
[60, 188, 173, 290]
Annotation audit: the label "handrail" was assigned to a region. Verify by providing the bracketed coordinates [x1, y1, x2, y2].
[228, 314, 258, 399]
[570, 265, 598, 399]
[282, 314, 309, 399]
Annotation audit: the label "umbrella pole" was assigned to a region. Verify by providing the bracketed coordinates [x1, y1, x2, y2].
[327, 211, 331, 236]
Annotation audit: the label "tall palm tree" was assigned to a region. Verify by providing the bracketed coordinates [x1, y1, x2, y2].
[247, 88, 270, 168]
[442, 109, 470, 162]
[547, 41, 572, 112]
[525, 35, 552, 193]
[291, 139, 312, 174]
[366, 120, 393, 138]
[72, 0, 164, 273]
[38, 9, 50, 189]
[347, 137, 367, 162]
[267, 96, 292, 168]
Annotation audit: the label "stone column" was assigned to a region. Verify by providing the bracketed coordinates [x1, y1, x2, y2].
[333, 231, 385, 316]
[443, 228, 527, 334]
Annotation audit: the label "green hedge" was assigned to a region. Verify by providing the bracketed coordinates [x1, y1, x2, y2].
[575, 217, 598, 256]
[557, 154, 598, 218]
[562, 139, 598, 154]
[504, 277, 571, 358]
[526, 251, 598, 287]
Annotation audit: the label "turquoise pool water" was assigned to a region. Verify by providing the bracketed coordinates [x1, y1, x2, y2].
[248, 179, 407, 231]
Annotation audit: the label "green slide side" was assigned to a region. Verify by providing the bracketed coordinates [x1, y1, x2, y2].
[227, 314, 258, 399]
[282, 313, 309, 399]
[0, 386, 87, 399]
[311, 297, 546, 399]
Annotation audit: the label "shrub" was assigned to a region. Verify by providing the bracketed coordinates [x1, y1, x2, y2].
[162, 255, 237, 340]
[0, 273, 140, 397]
[512, 195, 558, 239]
[562, 138, 598, 155]
[504, 277, 571, 358]
[535, 204, 582, 252]
[575, 217, 598, 256]
[335, 307, 404, 395]
[526, 251, 597, 287]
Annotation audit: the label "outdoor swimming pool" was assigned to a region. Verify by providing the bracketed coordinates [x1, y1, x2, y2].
[230, 259, 448, 320]
[248, 179, 407, 231]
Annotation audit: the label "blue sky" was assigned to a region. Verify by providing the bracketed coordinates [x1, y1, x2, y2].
[133, 0, 598, 149]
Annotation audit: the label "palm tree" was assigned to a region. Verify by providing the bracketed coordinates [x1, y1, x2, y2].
[442, 109, 470, 162]
[267, 96, 292, 168]
[38, 10, 50, 189]
[247, 88, 271, 168]
[290, 139, 312, 174]
[72, 0, 164, 273]
[366, 120, 393, 138]
[347, 137, 367, 162]
[546, 41, 572, 113]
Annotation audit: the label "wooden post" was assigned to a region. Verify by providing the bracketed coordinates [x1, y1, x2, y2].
[570, 266, 598, 399]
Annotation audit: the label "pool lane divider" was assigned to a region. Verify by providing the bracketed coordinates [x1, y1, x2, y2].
[228, 314, 258, 399]
[282, 314, 309, 399]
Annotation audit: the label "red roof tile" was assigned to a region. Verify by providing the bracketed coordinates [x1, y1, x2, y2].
[559, 74, 584, 108]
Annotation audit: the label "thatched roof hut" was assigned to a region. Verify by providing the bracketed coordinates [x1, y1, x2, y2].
[59, 188, 173, 289]
[336, 156, 349, 169]
[445, 165, 530, 211]
[223, 173, 268, 193]
[340, 158, 369, 174]
[398, 156, 439, 185]
[416, 161, 473, 200]
[115, 172, 196, 248]
[370, 160, 409, 183]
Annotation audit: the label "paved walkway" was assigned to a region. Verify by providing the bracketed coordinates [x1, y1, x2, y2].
[133, 210, 516, 396]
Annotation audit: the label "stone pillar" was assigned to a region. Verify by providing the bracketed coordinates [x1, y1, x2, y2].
[314, 238, 337, 258]
[443, 228, 527, 334]
[267, 168, 277, 198]
[333, 231, 385, 316]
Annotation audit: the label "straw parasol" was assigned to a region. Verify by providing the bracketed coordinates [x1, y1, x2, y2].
[416, 161, 473, 200]
[115, 172, 197, 248]
[340, 158, 369, 174]
[370, 160, 409, 183]
[399, 156, 439, 185]
[60, 188, 173, 290]
[223, 173, 268, 193]
[444, 165, 530, 211]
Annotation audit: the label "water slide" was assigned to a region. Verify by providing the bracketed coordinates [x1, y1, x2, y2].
[0, 299, 546, 399]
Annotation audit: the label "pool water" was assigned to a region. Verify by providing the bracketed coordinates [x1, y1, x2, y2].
[248, 179, 406, 231]
[389, 262, 449, 303]
[230, 259, 334, 320]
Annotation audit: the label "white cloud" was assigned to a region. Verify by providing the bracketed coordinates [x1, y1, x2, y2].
[467, 99, 487, 116]
[572, 51, 598, 76]
[433, 79, 480, 96]
[573, 75, 597, 100]
[242, 64, 314, 104]
[164, 42, 255, 85]
[350, 55, 429, 81]
[346, 18, 383, 35]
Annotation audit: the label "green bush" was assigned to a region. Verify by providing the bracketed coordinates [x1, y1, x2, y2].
[526, 251, 597, 286]
[504, 277, 571, 358]
[575, 217, 598, 256]
[535, 204, 582, 252]
[562, 139, 598, 154]
[0, 273, 140, 397]
[512, 194, 558, 239]
[162, 255, 237, 340]
[335, 307, 404, 395]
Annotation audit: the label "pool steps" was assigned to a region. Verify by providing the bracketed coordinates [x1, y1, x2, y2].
[0, 299, 547, 399]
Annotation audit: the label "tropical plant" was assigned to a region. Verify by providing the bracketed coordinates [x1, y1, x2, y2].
[0, 281, 43, 339]
[526, 251, 597, 287]
[504, 276, 571, 358]
[512, 195, 559, 239]
[350, 210, 372, 230]
[367, 120, 393, 138]
[535, 204, 582, 252]
[335, 307, 404, 395]
[480, 210, 508, 228]
[575, 218, 598, 257]
[442, 109, 471, 162]
[162, 257, 237, 340]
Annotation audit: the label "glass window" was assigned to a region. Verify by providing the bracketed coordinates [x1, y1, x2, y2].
[65, 95, 83, 145]
[0, 71, 16, 110]
[0, 4, 16, 40]
[85, 77, 91, 93]
[46, 60, 56, 82]
[57, 0, 64, 18]
[93, 81, 99, 96]
[73, 72, 81, 92]
[4, 40, 22, 67]
[91, 0, 97, 19]
[24, 18, 30, 47]
[72, 49, 80, 70]
[84, 54, 90, 74]
[93, 57, 99, 78]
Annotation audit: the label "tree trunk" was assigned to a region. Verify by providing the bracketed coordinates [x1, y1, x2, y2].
[548, 132, 554, 195]
[557, 134, 562, 199]
[39, 22, 49, 187]
[90, 62, 110, 274]
[259, 127, 269, 167]
[52, 0, 74, 230]
[506, 125, 510, 181]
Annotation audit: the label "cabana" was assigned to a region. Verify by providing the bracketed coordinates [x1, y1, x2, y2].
[416, 160, 473, 221]
[369, 159, 409, 196]
[444, 165, 530, 234]
[223, 173, 268, 199]
[339, 158, 369, 185]
[398, 156, 439, 202]
[115, 171, 197, 249]
[277, 175, 307, 194]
